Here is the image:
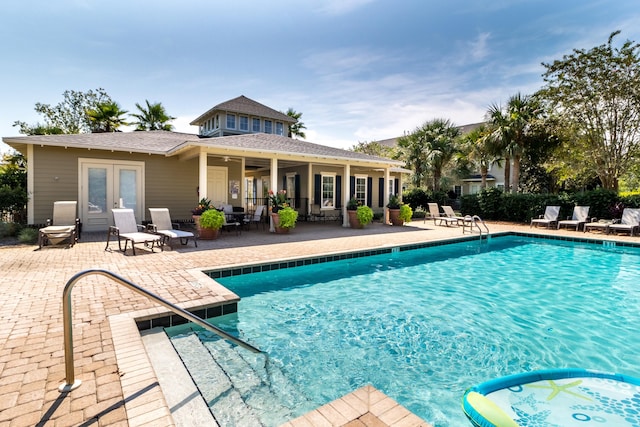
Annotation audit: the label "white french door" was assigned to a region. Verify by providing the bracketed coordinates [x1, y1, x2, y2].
[79, 159, 144, 232]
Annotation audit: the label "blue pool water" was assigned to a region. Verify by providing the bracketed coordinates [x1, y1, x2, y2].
[167, 235, 640, 426]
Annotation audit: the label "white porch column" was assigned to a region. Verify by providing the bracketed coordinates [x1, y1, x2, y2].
[269, 157, 278, 232]
[384, 168, 391, 225]
[307, 163, 313, 220]
[198, 151, 208, 202]
[342, 164, 350, 227]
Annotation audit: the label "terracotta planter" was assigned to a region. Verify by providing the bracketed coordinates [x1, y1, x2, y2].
[389, 209, 403, 226]
[347, 210, 363, 229]
[275, 226, 290, 234]
[193, 215, 220, 240]
[271, 213, 291, 233]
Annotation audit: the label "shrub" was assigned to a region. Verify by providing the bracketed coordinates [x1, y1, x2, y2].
[399, 204, 413, 222]
[278, 206, 298, 229]
[356, 205, 374, 226]
[199, 209, 225, 230]
[0, 221, 20, 237]
[18, 227, 38, 244]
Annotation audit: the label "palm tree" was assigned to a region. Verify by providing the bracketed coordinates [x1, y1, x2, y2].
[130, 100, 176, 131]
[459, 124, 499, 190]
[86, 101, 128, 133]
[487, 93, 538, 193]
[397, 118, 460, 192]
[285, 108, 307, 139]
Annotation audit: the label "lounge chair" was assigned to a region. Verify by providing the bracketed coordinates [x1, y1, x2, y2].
[147, 208, 197, 248]
[243, 205, 265, 230]
[530, 205, 560, 229]
[105, 208, 163, 255]
[426, 203, 459, 227]
[221, 214, 241, 235]
[38, 201, 80, 249]
[557, 206, 590, 231]
[608, 208, 640, 236]
[442, 205, 466, 225]
[583, 218, 613, 234]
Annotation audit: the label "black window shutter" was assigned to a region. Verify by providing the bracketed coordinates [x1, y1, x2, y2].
[367, 177, 373, 207]
[349, 176, 355, 199]
[336, 175, 342, 208]
[394, 179, 399, 195]
[314, 174, 321, 205]
[378, 178, 384, 207]
[294, 175, 301, 205]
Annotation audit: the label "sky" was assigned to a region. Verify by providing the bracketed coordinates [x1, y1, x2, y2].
[1, 0, 639, 154]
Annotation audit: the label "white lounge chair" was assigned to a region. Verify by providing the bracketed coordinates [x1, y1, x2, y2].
[38, 201, 80, 249]
[106, 208, 163, 255]
[442, 205, 466, 225]
[530, 205, 560, 228]
[148, 208, 197, 248]
[427, 203, 459, 227]
[608, 208, 640, 236]
[557, 206, 590, 231]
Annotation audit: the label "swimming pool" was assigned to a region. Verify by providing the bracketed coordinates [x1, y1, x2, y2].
[166, 234, 640, 426]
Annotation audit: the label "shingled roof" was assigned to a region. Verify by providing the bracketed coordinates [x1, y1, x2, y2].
[190, 95, 295, 126]
[3, 131, 404, 165]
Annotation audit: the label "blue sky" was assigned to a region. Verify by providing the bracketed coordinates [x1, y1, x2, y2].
[1, 0, 639, 153]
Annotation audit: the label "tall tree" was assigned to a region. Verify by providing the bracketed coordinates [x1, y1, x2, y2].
[457, 124, 498, 190]
[350, 140, 395, 158]
[397, 118, 460, 192]
[87, 101, 129, 133]
[539, 31, 640, 192]
[487, 93, 539, 193]
[285, 108, 307, 139]
[129, 100, 175, 131]
[13, 88, 112, 135]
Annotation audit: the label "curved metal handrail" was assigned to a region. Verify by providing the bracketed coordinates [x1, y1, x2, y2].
[463, 215, 490, 237]
[59, 269, 261, 392]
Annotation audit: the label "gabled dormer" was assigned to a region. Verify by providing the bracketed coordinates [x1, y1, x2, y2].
[190, 95, 297, 137]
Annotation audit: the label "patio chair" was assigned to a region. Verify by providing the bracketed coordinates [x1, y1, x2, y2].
[221, 214, 241, 235]
[243, 205, 265, 230]
[442, 205, 466, 225]
[147, 208, 197, 248]
[557, 206, 590, 231]
[530, 205, 560, 229]
[105, 208, 163, 255]
[583, 218, 613, 234]
[426, 203, 458, 227]
[38, 201, 80, 249]
[608, 208, 640, 236]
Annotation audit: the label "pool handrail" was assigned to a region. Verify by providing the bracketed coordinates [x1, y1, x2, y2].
[59, 268, 262, 392]
[463, 215, 490, 236]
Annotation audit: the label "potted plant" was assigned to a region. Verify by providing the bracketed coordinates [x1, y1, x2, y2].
[399, 204, 413, 225]
[275, 206, 298, 233]
[197, 208, 225, 239]
[191, 197, 213, 234]
[355, 205, 374, 228]
[387, 194, 403, 225]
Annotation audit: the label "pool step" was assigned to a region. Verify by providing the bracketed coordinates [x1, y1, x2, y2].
[171, 332, 313, 426]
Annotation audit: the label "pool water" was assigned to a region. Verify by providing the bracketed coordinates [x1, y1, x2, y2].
[167, 236, 640, 426]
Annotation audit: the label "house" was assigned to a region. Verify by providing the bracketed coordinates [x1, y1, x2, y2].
[2, 97, 407, 232]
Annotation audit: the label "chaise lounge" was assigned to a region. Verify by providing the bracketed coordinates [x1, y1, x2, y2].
[148, 208, 197, 248]
[38, 201, 80, 249]
[530, 205, 560, 229]
[106, 208, 163, 255]
[557, 206, 590, 231]
[427, 203, 459, 227]
[607, 208, 640, 236]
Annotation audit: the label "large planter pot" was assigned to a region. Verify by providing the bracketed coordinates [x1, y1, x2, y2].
[389, 209, 403, 226]
[347, 210, 363, 229]
[193, 215, 220, 240]
[271, 213, 290, 233]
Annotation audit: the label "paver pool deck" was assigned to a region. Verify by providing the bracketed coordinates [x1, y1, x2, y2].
[0, 219, 635, 427]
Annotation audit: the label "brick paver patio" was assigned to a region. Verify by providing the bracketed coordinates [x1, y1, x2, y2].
[0, 219, 634, 426]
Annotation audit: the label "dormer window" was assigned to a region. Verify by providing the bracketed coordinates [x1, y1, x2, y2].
[226, 114, 236, 129]
[264, 120, 272, 134]
[239, 116, 249, 131]
[276, 122, 284, 136]
[252, 118, 261, 132]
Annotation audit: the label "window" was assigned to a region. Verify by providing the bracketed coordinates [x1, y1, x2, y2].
[388, 178, 396, 199]
[252, 118, 261, 132]
[226, 114, 236, 129]
[355, 176, 367, 205]
[286, 173, 297, 208]
[239, 116, 249, 131]
[322, 174, 335, 208]
[454, 185, 462, 197]
[264, 120, 272, 134]
[215, 115, 220, 129]
[276, 122, 284, 136]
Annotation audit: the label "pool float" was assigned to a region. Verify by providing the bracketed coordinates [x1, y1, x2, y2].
[462, 368, 640, 426]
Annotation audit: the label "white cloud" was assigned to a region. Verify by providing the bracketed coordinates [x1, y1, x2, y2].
[469, 32, 491, 61]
